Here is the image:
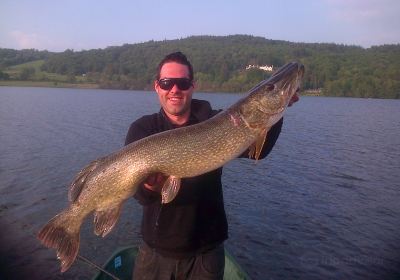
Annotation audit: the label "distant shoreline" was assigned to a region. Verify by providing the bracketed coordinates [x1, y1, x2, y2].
[0, 81, 325, 96]
[0, 80, 100, 89]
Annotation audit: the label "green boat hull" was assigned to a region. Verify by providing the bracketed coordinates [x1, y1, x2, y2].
[93, 246, 250, 280]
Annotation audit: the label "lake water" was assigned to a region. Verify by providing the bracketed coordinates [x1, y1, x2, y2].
[0, 86, 399, 280]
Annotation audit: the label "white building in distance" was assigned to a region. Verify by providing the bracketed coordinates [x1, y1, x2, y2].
[246, 64, 274, 72]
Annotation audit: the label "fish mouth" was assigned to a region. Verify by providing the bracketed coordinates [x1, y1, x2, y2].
[269, 62, 304, 106]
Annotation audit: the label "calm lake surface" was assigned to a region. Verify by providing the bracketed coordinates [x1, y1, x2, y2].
[0, 86, 399, 280]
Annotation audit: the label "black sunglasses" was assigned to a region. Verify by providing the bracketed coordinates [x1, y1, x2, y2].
[157, 78, 193, 91]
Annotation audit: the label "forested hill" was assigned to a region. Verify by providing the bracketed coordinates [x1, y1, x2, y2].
[1, 35, 399, 98]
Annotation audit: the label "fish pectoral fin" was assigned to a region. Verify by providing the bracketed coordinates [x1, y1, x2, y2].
[248, 129, 268, 161]
[248, 143, 256, 160]
[69, 157, 105, 202]
[161, 176, 181, 204]
[93, 204, 122, 237]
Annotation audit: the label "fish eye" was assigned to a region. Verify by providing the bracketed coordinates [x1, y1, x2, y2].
[266, 84, 275, 91]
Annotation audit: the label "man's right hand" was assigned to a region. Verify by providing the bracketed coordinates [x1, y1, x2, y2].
[143, 173, 167, 193]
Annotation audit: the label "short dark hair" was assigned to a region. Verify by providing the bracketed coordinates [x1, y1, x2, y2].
[156, 51, 194, 81]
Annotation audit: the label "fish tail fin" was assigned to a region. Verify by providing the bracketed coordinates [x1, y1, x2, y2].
[37, 211, 81, 273]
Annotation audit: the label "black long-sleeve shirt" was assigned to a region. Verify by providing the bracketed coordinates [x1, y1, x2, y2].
[125, 99, 282, 258]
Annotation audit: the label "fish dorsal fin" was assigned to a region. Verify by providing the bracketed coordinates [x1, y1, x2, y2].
[68, 158, 104, 202]
[93, 204, 123, 237]
[161, 176, 181, 204]
[248, 129, 268, 161]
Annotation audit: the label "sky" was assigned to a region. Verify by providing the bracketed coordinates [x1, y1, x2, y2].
[1, 0, 399, 52]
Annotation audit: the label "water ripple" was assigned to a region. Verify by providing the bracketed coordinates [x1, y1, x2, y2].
[1, 89, 400, 279]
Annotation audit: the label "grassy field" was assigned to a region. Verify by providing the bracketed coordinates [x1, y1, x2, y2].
[5, 60, 53, 79]
[0, 80, 99, 89]
[2, 60, 99, 88]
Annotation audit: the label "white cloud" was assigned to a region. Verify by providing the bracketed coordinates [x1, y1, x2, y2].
[327, 1, 376, 22]
[7, 30, 75, 51]
[10, 30, 40, 49]
[323, 0, 400, 46]
[325, 0, 399, 25]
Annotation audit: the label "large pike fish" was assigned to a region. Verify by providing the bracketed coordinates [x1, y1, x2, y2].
[38, 62, 304, 272]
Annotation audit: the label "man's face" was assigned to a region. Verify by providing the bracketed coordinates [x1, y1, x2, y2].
[155, 62, 194, 120]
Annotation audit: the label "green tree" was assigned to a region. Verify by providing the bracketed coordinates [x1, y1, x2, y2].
[0, 70, 10, 80]
[8, 35, 397, 98]
[19, 67, 35, 80]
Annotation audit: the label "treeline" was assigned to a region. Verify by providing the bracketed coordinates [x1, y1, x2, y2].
[0, 48, 50, 67]
[1, 35, 399, 98]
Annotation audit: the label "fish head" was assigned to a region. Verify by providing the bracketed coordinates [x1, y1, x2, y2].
[251, 62, 305, 115]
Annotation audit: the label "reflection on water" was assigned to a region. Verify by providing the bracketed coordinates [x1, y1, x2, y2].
[1, 87, 400, 279]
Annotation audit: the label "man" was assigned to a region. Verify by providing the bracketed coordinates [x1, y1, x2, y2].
[125, 52, 298, 279]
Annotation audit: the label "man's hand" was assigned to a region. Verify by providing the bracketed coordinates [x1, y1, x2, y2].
[288, 89, 300, 107]
[143, 173, 167, 193]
